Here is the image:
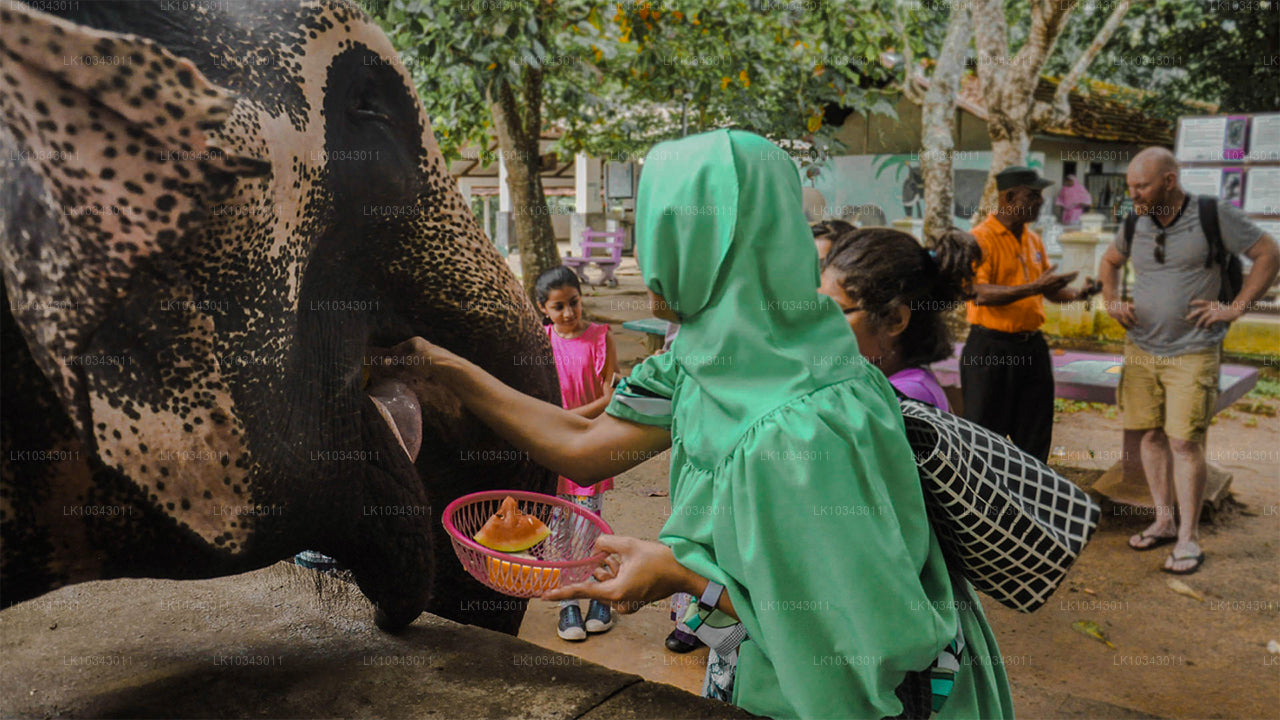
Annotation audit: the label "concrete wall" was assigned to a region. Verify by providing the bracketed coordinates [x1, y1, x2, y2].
[832, 99, 1146, 215]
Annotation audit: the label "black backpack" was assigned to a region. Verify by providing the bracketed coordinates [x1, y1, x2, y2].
[1120, 196, 1244, 304]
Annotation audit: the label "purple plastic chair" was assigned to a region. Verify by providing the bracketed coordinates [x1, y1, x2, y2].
[562, 229, 626, 287]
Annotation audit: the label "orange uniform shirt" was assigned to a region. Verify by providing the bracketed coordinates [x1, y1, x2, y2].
[965, 214, 1051, 334]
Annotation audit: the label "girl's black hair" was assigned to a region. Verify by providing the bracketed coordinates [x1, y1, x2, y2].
[534, 266, 582, 324]
[821, 227, 982, 368]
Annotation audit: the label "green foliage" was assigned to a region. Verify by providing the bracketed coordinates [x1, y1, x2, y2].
[551, 1, 906, 164]
[378, 0, 613, 161]
[378, 0, 908, 165]
[1039, 0, 1280, 121]
[1247, 377, 1280, 399]
[1053, 398, 1115, 418]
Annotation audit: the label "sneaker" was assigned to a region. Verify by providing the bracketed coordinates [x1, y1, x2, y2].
[585, 600, 613, 634]
[665, 627, 703, 654]
[557, 605, 586, 641]
[294, 550, 340, 572]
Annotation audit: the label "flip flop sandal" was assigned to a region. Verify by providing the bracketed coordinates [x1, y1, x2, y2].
[1128, 532, 1177, 552]
[1161, 552, 1205, 575]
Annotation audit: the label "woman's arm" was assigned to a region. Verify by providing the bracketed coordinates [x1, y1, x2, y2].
[393, 337, 669, 483]
[569, 330, 618, 419]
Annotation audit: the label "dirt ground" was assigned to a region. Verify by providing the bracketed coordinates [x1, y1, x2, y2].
[3, 258, 1275, 718]
[515, 258, 1280, 718]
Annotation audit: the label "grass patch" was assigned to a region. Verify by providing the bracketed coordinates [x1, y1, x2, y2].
[1245, 377, 1280, 399]
[1054, 398, 1117, 419]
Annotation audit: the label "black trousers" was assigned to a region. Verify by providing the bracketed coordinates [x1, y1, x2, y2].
[959, 325, 1055, 463]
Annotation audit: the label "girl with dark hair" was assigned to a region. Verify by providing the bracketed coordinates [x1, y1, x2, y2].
[532, 265, 618, 641]
[819, 228, 981, 411]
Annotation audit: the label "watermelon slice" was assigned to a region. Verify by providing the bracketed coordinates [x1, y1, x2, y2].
[474, 496, 551, 553]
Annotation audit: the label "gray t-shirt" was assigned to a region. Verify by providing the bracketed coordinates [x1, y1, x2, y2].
[1112, 196, 1263, 356]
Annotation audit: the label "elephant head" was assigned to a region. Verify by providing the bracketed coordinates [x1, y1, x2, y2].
[0, 0, 558, 632]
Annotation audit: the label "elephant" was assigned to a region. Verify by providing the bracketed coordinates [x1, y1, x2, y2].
[0, 0, 558, 634]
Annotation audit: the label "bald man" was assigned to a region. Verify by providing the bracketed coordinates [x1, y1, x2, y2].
[1099, 147, 1279, 575]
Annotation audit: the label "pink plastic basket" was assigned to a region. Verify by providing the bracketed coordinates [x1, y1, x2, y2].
[442, 490, 613, 598]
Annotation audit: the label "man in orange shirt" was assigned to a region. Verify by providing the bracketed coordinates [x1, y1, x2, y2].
[962, 166, 1094, 461]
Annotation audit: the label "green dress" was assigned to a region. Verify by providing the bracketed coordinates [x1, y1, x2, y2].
[605, 130, 1014, 720]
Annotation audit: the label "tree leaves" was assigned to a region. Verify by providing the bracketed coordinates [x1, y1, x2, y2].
[380, 0, 906, 165]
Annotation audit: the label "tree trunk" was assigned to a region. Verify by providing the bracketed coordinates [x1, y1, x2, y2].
[970, 0, 1077, 221]
[979, 123, 1032, 220]
[921, 5, 972, 243]
[1032, 0, 1133, 130]
[491, 75, 560, 302]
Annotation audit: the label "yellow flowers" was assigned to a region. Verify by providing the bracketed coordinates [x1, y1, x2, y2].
[486, 62, 497, 70]
[807, 113, 822, 133]
[591, 45, 603, 63]
[719, 71, 751, 90]
[813, 63, 825, 77]
[672, 11, 683, 21]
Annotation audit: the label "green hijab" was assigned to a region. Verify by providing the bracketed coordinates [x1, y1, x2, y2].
[636, 129, 865, 464]
[614, 130, 964, 719]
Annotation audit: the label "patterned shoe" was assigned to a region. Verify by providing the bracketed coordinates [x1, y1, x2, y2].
[294, 550, 340, 572]
[557, 605, 587, 641]
[585, 600, 613, 634]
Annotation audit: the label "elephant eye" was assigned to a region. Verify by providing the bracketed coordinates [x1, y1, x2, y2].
[350, 86, 391, 124]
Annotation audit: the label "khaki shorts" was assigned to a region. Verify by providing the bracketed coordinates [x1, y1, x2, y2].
[1117, 340, 1220, 443]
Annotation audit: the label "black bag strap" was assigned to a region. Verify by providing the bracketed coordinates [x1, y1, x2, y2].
[1120, 213, 1137, 257]
[1119, 213, 1137, 300]
[1199, 195, 1225, 269]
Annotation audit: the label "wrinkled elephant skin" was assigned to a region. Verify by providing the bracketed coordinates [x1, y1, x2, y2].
[0, 0, 558, 633]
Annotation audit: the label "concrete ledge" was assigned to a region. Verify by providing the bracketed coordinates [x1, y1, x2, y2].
[0, 563, 755, 719]
[1044, 304, 1280, 357]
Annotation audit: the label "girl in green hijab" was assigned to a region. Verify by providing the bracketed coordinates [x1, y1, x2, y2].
[397, 130, 1013, 720]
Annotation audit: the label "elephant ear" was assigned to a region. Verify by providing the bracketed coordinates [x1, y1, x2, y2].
[0, 3, 269, 550]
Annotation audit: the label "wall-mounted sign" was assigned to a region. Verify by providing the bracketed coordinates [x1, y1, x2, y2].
[1180, 168, 1221, 198]
[1243, 168, 1280, 216]
[1223, 116, 1249, 160]
[1245, 113, 1280, 162]
[1220, 168, 1245, 207]
[606, 162, 634, 199]
[1177, 117, 1229, 162]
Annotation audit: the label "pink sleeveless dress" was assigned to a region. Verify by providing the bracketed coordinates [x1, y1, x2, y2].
[546, 323, 614, 495]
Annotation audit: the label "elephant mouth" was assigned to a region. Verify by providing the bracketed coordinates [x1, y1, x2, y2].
[367, 375, 423, 463]
[363, 347, 428, 464]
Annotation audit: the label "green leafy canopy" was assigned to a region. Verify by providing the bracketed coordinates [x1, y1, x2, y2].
[377, 0, 913, 165]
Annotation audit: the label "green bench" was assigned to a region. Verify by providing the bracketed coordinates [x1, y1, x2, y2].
[622, 318, 673, 354]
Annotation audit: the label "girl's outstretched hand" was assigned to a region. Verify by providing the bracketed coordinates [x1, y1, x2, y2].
[542, 535, 700, 614]
[384, 336, 460, 382]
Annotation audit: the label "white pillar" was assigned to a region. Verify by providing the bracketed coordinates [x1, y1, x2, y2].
[482, 191, 493, 239]
[495, 152, 512, 254]
[498, 153, 512, 212]
[571, 153, 604, 255]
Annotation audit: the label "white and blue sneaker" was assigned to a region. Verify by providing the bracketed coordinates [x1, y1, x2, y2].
[557, 604, 587, 641]
[585, 600, 613, 634]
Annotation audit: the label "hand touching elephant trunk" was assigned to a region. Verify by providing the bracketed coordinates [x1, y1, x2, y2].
[0, 0, 557, 633]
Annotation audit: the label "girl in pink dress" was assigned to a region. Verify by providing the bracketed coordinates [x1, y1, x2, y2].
[535, 266, 618, 641]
